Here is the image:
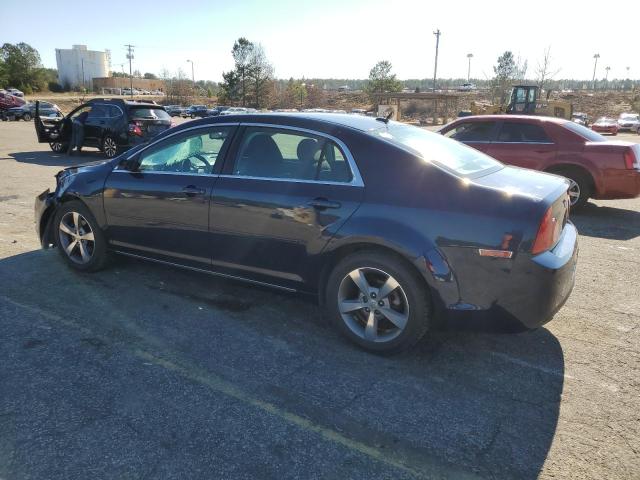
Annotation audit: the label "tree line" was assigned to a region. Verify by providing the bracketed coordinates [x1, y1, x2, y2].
[0, 43, 58, 93]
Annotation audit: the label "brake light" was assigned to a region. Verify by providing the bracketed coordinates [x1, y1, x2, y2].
[128, 122, 143, 136]
[532, 206, 562, 254]
[623, 149, 639, 170]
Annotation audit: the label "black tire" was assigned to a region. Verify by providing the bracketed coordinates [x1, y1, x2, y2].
[325, 250, 431, 354]
[22, 113, 32, 121]
[49, 142, 68, 153]
[554, 168, 592, 211]
[191, 114, 196, 119]
[53, 200, 109, 272]
[102, 136, 119, 158]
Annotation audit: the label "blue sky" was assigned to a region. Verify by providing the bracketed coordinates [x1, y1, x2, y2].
[3, 0, 639, 82]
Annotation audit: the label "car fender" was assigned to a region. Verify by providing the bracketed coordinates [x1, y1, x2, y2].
[319, 213, 461, 310]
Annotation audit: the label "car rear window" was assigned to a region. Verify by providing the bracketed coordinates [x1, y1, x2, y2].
[497, 122, 551, 143]
[129, 107, 170, 121]
[563, 121, 606, 142]
[374, 123, 502, 176]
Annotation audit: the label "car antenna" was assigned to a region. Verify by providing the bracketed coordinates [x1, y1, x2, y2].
[375, 110, 394, 124]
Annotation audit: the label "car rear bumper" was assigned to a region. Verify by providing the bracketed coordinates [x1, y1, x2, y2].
[442, 222, 578, 331]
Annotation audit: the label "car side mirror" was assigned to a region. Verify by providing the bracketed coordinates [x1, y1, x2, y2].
[119, 156, 139, 172]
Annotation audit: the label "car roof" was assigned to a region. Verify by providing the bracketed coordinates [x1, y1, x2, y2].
[178, 112, 390, 133]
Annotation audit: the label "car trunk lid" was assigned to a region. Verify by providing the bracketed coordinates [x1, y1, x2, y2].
[128, 107, 171, 140]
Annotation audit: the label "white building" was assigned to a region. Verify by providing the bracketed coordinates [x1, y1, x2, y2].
[55, 45, 110, 89]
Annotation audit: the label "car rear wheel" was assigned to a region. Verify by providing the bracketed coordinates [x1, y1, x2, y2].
[102, 136, 119, 158]
[555, 169, 592, 210]
[325, 251, 430, 354]
[22, 113, 32, 121]
[49, 142, 68, 153]
[54, 201, 108, 272]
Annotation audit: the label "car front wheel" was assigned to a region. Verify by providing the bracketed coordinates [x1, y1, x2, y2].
[22, 113, 32, 121]
[325, 251, 430, 354]
[49, 142, 68, 153]
[54, 201, 108, 272]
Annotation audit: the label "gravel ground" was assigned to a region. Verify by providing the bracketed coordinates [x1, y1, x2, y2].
[0, 120, 639, 479]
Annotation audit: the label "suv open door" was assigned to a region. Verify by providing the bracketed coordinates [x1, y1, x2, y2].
[34, 101, 72, 153]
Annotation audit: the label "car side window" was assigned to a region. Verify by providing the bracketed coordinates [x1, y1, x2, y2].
[107, 106, 122, 118]
[87, 105, 108, 118]
[233, 127, 353, 183]
[497, 123, 551, 143]
[445, 122, 495, 142]
[138, 127, 233, 174]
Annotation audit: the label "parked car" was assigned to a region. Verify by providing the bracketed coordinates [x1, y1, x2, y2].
[165, 105, 185, 117]
[591, 117, 619, 135]
[121, 88, 141, 96]
[5, 101, 61, 121]
[617, 113, 640, 133]
[185, 105, 210, 118]
[0, 89, 26, 110]
[571, 112, 589, 127]
[34, 98, 172, 158]
[219, 107, 250, 116]
[7, 88, 24, 97]
[439, 115, 640, 209]
[457, 83, 477, 92]
[151, 90, 165, 96]
[34, 113, 578, 353]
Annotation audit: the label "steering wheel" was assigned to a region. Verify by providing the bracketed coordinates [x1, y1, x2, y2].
[181, 153, 211, 173]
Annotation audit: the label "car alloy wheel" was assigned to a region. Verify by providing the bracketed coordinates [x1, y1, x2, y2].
[338, 267, 409, 343]
[567, 178, 581, 207]
[103, 137, 118, 158]
[22, 113, 32, 121]
[49, 142, 65, 153]
[58, 211, 95, 264]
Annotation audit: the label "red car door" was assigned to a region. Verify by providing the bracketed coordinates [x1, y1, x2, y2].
[486, 121, 557, 170]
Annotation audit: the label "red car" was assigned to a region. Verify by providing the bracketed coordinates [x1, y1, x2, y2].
[591, 117, 619, 135]
[440, 115, 640, 208]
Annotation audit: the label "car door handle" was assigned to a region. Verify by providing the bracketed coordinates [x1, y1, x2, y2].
[182, 185, 206, 196]
[308, 198, 341, 209]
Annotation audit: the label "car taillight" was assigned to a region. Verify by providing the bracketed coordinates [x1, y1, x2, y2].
[623, 149, 639, 170]
[128, 122, 143, 136]
[532, 206, 562, 255]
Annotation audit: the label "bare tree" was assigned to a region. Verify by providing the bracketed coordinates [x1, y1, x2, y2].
[248, 43, 274, 108]
[536, 46, 561, 93]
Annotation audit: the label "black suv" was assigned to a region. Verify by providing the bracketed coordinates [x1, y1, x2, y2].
[34, 99, 172, 158]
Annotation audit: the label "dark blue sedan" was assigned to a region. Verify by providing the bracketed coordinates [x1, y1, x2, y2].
[34, 113, 577, 353]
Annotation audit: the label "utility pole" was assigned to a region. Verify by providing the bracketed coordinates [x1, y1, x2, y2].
[125, 44, 135, 97]
[466, 53, 473, 82]
[432, 29, 441, 92]
[186, 59, 195, 91]
[592, 53, 599, 91]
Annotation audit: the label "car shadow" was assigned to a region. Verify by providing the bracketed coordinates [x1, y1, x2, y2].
[8, 150, 105, 167]
[0, 249, 564, 479]
[572, 201, 640, 240]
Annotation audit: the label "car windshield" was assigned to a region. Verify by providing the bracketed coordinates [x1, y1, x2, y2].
[130, 108, 171, 121]
[372, 122, 502, 176]
[563, 121, 606, 141]
[620, 114, 638, 120]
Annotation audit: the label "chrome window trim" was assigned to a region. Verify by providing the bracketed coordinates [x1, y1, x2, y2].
[111, 170, 219, 177]
[232, 122, 364, 187]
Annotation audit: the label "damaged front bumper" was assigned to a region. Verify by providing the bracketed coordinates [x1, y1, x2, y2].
[34, 188, 57, 248]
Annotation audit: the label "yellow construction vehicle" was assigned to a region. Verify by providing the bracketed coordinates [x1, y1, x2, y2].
[462, 85, 573, 119]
